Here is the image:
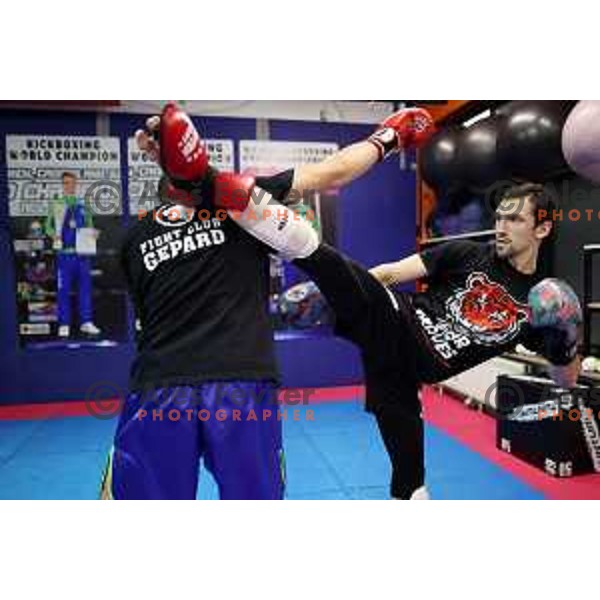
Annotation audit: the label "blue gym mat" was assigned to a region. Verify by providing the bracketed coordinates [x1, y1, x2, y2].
[0, 402, 544, 500]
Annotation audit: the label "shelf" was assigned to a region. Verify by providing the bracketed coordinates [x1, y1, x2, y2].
[420, 229, 495, 247]
[584, 245, 599, 356]
[503, 353, 600, 383]
[503, 352, 548, 367]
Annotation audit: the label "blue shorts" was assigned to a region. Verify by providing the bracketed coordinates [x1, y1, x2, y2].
[101, 381, 285, 500]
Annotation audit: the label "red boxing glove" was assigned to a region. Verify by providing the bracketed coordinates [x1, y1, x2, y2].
[368, 107, 435, 160]
[158, 172, 257, 211]
[214, 172, 256, 211]
[157, 102, 210, 188]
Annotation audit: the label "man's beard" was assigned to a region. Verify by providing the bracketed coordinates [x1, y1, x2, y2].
[495, 240, 513, 258]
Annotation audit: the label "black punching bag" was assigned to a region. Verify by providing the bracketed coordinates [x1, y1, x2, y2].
[458, 117, 505, 194]
[419, 128, 465, 194]
[497, 101, 573, 181]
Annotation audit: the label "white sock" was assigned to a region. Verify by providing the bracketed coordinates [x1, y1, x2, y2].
[409, 486, 431, 500]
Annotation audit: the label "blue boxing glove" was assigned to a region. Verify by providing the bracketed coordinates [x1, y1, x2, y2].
[521, 325, 578, 366]
[526, 278, 582, 365]
[528, 278, 583, 328]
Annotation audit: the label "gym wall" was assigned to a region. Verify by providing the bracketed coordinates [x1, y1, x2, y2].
[552, 173, 600, 351]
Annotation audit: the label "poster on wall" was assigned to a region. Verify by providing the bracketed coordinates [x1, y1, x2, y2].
[239, 140, 340, 335]
[127, 138, 235, 216]
[6, 135, 125, 348]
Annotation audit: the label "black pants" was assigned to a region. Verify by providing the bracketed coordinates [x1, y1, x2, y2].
[374, 400, 425, 498]
[295, 244, 425, 499]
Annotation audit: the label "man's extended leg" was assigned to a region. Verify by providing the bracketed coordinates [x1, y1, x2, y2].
[232, 198, 427, 498]
[228, 189, 374, 324]
[294, 244, 374, 327]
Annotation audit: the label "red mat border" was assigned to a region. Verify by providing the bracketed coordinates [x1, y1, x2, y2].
[0, 385, 362, 421]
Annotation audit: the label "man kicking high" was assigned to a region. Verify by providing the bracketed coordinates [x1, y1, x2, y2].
[147, 106, 581, 500]
[243, 183, 580, 500]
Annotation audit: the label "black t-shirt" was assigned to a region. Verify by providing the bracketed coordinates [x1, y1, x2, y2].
[120, 169, 295, 390]
[401, 240, 545, 381]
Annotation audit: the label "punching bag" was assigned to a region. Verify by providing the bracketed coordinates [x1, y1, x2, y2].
[458, 116, 505, 194]
[562, 100, 600, 183]
[419, 128, 466, 195]
[497, 101, 573, 181]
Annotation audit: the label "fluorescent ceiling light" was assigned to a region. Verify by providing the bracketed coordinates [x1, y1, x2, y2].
[463, 109, 491, 128]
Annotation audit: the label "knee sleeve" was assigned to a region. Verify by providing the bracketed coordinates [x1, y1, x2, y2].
[229, 187, 319, 259]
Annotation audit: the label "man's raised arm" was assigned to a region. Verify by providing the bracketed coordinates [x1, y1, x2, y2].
[369, 255, 428, 287]
[291, 107, 435, 194]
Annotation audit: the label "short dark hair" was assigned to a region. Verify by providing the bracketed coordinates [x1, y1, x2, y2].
[62, 171, 77, 181]
[158, 175, 199, 205]
[500, 183, 557, 227]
